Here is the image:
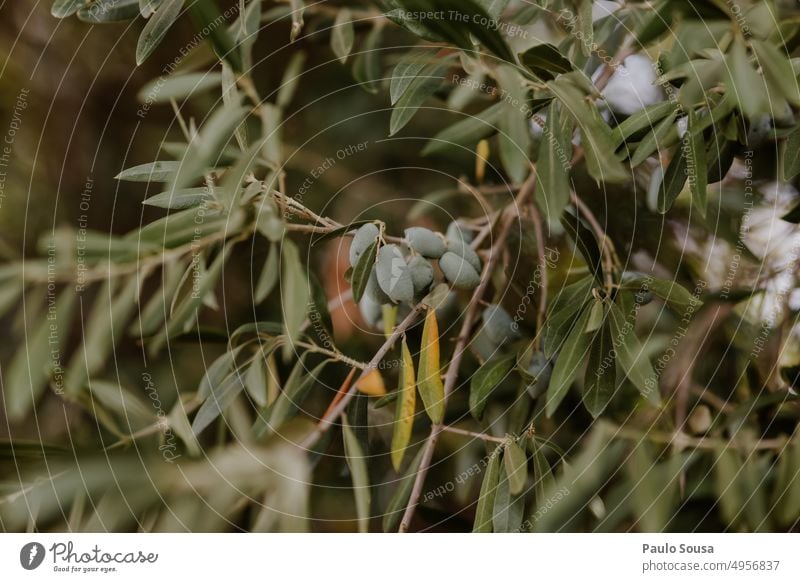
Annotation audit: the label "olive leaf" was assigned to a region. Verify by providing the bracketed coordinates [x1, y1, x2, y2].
[391, 339, 417, 471]
[534, 100, 572, 221]
[546, 304, 596, 417]
[281, 240, 310, 360]
[417, 309, 445, 424]
[331, 9, 355, 64]
[582, 320, 615, 418]
[608, 302, 660, 406]
[351, 239, 378, 302]
[422, 102, 505, 156]
[342, 419, 371, 533]
[469, 354, 515, 420]
[472, 446, 502, 532]
[504, 440, 528, 496]
[519, 43, 573, 81]
[78, 0, 141, 23]
[686, 109, 708, 215]
[136, 0, 186, 65]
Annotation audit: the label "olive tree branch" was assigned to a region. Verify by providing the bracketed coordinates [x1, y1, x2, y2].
[398, 172, 538, 532]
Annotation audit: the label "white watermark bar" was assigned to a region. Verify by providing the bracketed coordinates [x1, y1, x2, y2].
[0, 534, 797, 580]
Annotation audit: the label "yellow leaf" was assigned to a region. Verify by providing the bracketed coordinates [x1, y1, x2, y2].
[418, 309, 445, 423]
[382, 304, 398, 339]
[355, 368, 386, 396]
[476, 139, 489, 183]
[391, 339, 416, 471]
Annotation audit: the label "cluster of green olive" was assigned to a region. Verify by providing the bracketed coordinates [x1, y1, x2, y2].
[350, 221, 482, 327]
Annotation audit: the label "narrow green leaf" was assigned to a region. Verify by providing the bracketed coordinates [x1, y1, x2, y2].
[152, 241, 234, 352]
[726, 39, 768, 119]
[398, 0, 515, 63]
[532, 424, 625, 532]
[256, 357, 327, 437]
[714, 445, 744, 527]
[469, 354, 515, 420]
[548, 75, 628, 183]
[281, 240, 310, 360]
[546, 305, 595, 417]
[629, 110, 678, 167]
[608, 302, 660, 406]
[534, 100, 572, 221]
[686, 109, 708, 215]
[5, 288, 76, 420]
[351, 242, 377, 304]
[342, 419, 371, 532]
[137, 72, 222, 105]
[390, 49, 436, 105]
[781, 125, 800, 181]
[472, 446, 502, 532]
[51, 0, 83, 18]
[529, 438, 554, 509]
[244, 353, 268, 407]
[136, 0, 186, 65]
[611, 101, 677, 148]
[64, 276, 140, 396]
[498, 103, 531, 183]
[583, 321, 615, 418]
[504, 441, 528, 496]
[277, 52, 306, 109]
[78, 0, 140, 22]
[560, 209, 603, 282]
[352, 25, 383, 94]
[492, 468, 525, 532]
[187, 0, 242, 71]
[255, 243, 279, 304]
[143, 187, 211, 209]
[657, 144, 689, 213]
[170, 103, 249, 191]
[620, 276, 701, 314]
[191, 366, 247, 435]
[390, 61, 448, 135]
[543, 277, 593, 358]
[519, 43, 573, 80]
[423, 102, 505, 155]
[116, 161, 180, 182]
[751, 39, 800, 106]
[331, 9, 355, 64]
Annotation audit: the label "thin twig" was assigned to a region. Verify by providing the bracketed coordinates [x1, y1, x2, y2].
[439, 425, 506, 444]
[299, 303, 426, 451]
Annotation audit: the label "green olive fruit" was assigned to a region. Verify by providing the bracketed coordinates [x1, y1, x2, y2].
[526, 351, 553, 398]
[404, 227, 446, 258]
[445, 238, 482, 273]
[408, 255, 434, 294]
[471, 327, 501, 361]
[349, 223, 380, 267]
[375, 244, 414, 303]
[482, 304, 519, 344]
[445, 220, 474, 245]
[634, 289, 654, 305]
[358, 294, 382, 328]
[439, 251, 480, 289]
[365, 266, 392, 304]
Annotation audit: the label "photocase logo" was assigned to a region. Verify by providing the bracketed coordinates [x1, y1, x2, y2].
[19, 542, 45, 570]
